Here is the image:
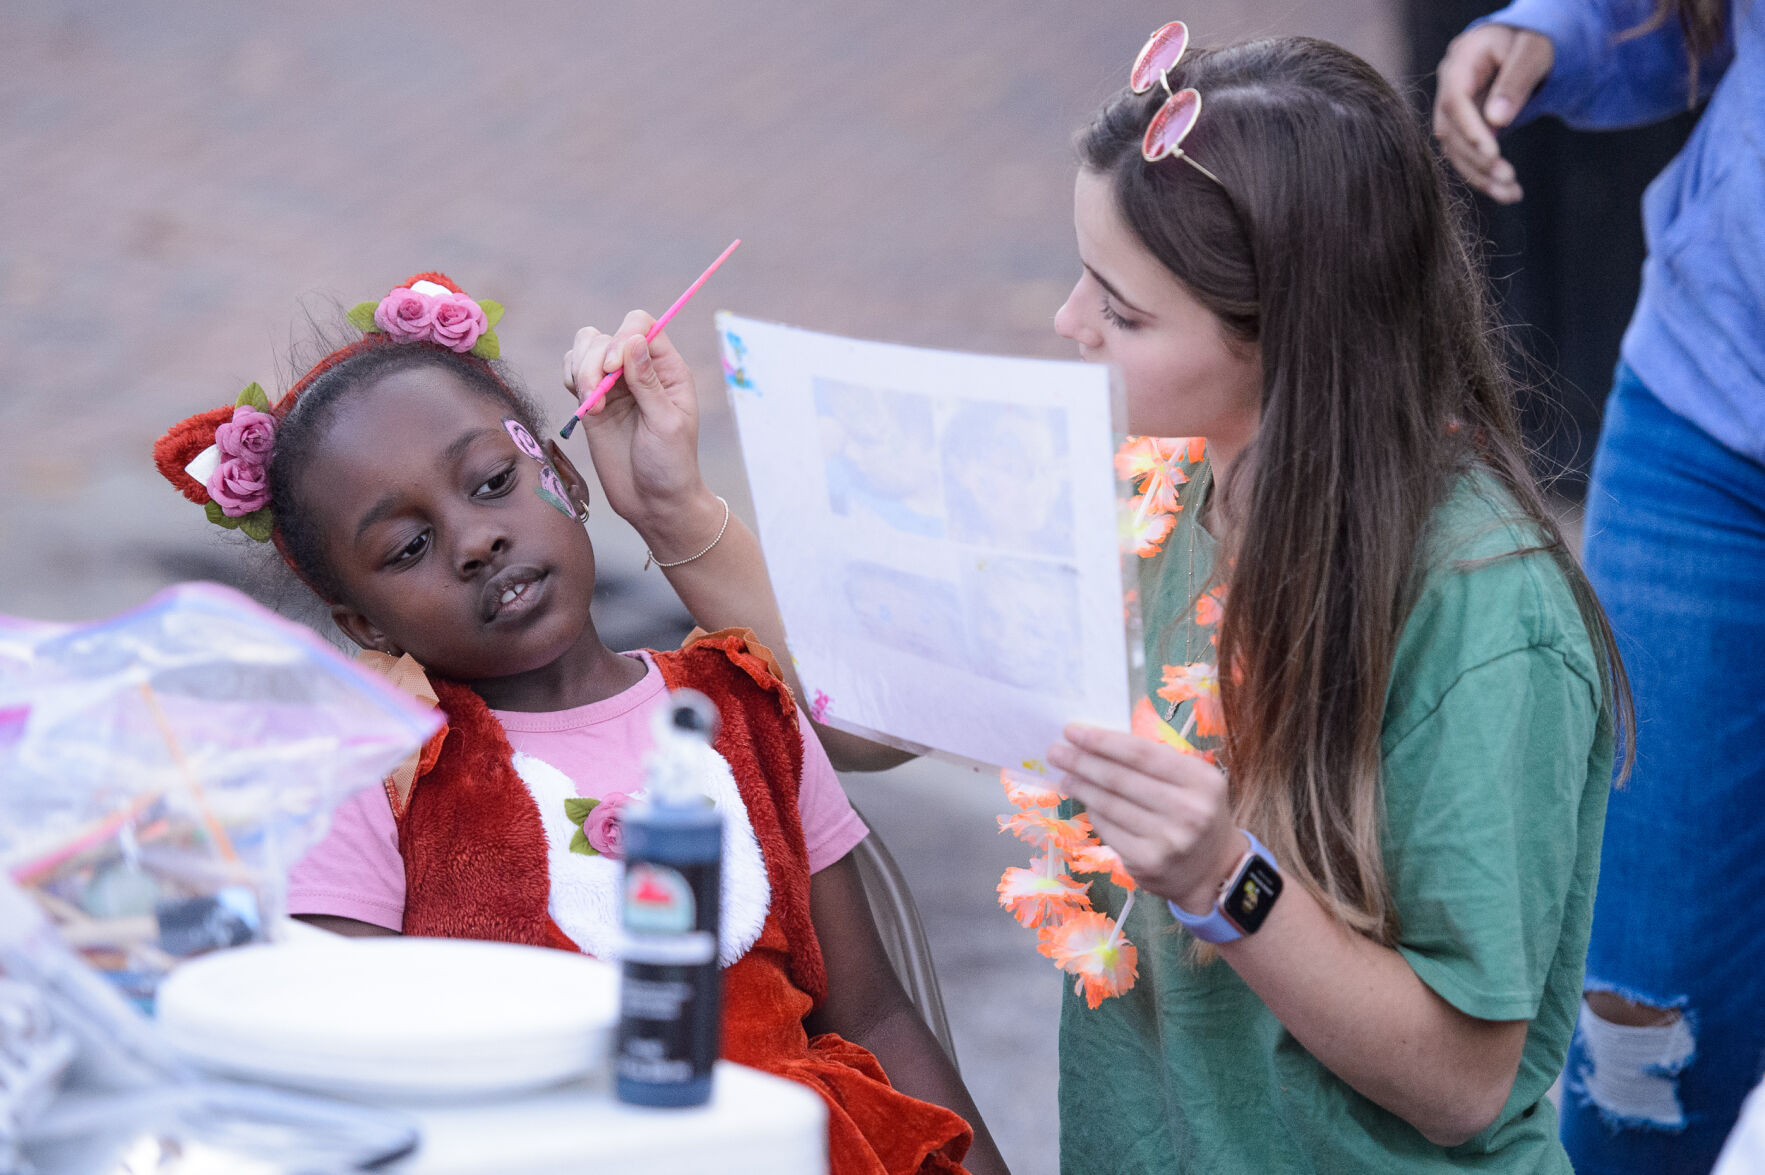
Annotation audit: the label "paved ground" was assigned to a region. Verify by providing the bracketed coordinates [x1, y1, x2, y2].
[1, 4, 1400, 1170]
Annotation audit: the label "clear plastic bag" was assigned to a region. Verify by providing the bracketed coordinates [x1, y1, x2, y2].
[0, 583, 440, 1011]
[0, 875, 422, 1175]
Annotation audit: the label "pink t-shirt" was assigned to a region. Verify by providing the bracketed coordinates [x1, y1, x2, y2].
[287, 651, 867, 931]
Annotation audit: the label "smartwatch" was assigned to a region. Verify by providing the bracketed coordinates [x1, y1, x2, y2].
[1165, 830, 1283, 944]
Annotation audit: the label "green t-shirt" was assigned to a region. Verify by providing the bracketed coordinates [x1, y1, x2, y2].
[1058, 460, 1613, 1173]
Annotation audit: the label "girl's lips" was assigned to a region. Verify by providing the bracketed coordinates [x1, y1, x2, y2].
[482, 568, 547, 623]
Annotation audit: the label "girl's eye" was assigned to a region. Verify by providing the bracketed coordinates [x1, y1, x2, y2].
[1101, 298, 1139, 331]
[389, 531, 429, 566]
[475, 466, 516, 497]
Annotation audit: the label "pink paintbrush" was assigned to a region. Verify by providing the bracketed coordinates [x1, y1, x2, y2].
[558, 238, 741, 440]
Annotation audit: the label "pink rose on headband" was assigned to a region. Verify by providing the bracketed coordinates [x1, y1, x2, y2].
[369, 281, 492, 352]
[208, 456, 271, 516]
[375, 287, 438, 343]
[430, 292, 488, 353]
[582, 791, 633, 859]
[214, 406, 276, 461]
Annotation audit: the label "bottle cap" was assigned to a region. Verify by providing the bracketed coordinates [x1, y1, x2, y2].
[645, 689, 722, 806]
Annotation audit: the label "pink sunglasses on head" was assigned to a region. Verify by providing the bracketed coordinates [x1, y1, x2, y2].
[1130, 21, 1224, 187]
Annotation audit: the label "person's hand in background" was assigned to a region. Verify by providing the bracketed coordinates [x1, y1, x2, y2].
[1433, 25, 1555, 203]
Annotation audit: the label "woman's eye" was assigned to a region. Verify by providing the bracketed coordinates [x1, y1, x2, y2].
[1101, 299, 1139, 331]
[476, 466, 516, 496]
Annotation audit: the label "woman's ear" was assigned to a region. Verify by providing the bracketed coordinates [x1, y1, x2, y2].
[544, 439, 593, 520]
[331, 604, 404, 657]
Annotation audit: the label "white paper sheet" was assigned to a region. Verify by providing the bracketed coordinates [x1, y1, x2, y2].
[717, 314, 1140, 777]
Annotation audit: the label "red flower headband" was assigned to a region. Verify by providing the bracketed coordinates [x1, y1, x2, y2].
[152, 273, 505, 544]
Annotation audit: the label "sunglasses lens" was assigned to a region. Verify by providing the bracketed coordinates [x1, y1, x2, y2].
[1129, 21, 1190, 94]
[1142, 89, 1202, 161]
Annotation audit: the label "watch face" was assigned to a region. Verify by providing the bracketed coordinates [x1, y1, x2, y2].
[1222, 855, 1283, 935]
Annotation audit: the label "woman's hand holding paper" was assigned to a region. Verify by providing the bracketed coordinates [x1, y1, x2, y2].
[1047, 723, 1242, 915]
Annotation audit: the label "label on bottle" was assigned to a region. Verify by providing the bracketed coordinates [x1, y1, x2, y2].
[615, 855, 721, 1101]
[622, 862, 696, 935]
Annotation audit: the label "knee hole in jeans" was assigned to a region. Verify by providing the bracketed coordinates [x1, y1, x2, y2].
[1585, 990, 1684, 1028]
[1572, 993, 1695, 1131]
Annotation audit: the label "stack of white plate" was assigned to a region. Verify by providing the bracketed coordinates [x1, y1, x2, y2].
[157, 937, 618, 1101]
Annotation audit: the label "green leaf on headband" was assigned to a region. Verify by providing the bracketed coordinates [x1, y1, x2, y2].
[204, 500, 240, 530]
[204, 500, 274, 542]
[569, 827, 599, 857]
[470, 328, 501, 361]
[480, 300, 504, 330]
[235, 382, 271, 412]
[347, 301, 380, 333]
[238, 508, 274, 543]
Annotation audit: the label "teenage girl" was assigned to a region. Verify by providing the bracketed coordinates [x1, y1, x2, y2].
[569, 30, 1629, 1174]
[152, 273, 1007, 1175]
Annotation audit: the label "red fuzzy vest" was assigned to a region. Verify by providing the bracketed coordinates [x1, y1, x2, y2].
[390, 629, 826, 1005]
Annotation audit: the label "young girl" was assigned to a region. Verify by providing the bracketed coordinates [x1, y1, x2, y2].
[566, 29, 1628, 1175]
[152, 273, 1006, 1175]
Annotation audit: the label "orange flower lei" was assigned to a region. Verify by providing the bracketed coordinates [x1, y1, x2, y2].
[997, 435, 1219, 1007]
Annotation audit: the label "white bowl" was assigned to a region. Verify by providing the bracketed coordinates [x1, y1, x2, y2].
[158, 937, 618, 1101]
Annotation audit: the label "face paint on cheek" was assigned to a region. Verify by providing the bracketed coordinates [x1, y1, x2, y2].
[502, 417, 577, 519]
[537, 463, 576, 519]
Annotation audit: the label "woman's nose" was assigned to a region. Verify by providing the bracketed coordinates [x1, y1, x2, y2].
[1054, 283, 1099, 349]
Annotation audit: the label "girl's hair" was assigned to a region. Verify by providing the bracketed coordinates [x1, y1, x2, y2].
[1079, 37, 1632, 944]
[268, 323, 545, 603]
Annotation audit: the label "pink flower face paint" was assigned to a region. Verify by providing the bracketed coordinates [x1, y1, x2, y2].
[503, 418, 577, 519]
[538, 464, 574, 518]
[503, 417, 546, 461]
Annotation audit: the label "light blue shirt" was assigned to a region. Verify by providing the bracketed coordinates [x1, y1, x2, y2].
[1480, 0, 1764, 464]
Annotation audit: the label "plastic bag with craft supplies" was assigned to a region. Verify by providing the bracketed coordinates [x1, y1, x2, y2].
[0, 582, 441, 1012]
[0, 874, 425, 1175]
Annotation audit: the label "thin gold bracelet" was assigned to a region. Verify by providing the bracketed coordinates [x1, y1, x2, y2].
[644, 495, 730, 571]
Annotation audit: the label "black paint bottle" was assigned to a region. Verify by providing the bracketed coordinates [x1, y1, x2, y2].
[613, 689, 723, 1107]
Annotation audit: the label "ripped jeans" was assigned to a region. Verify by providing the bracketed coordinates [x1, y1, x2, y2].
[1561, 366, 1765, 1173]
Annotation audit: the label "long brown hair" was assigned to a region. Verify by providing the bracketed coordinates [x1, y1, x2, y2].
[1080, 37, 1632, 943]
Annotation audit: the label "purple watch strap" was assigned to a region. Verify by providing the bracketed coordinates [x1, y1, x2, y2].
[1165, 830, 1279, 944]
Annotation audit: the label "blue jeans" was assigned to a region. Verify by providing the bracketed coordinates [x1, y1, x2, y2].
[1561, 365, 1765, 1172]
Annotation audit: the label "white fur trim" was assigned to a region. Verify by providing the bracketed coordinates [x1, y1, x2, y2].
[512, 749, 769, 967]
[409, 279, 451, 298]
[184, 444, 221, 486]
